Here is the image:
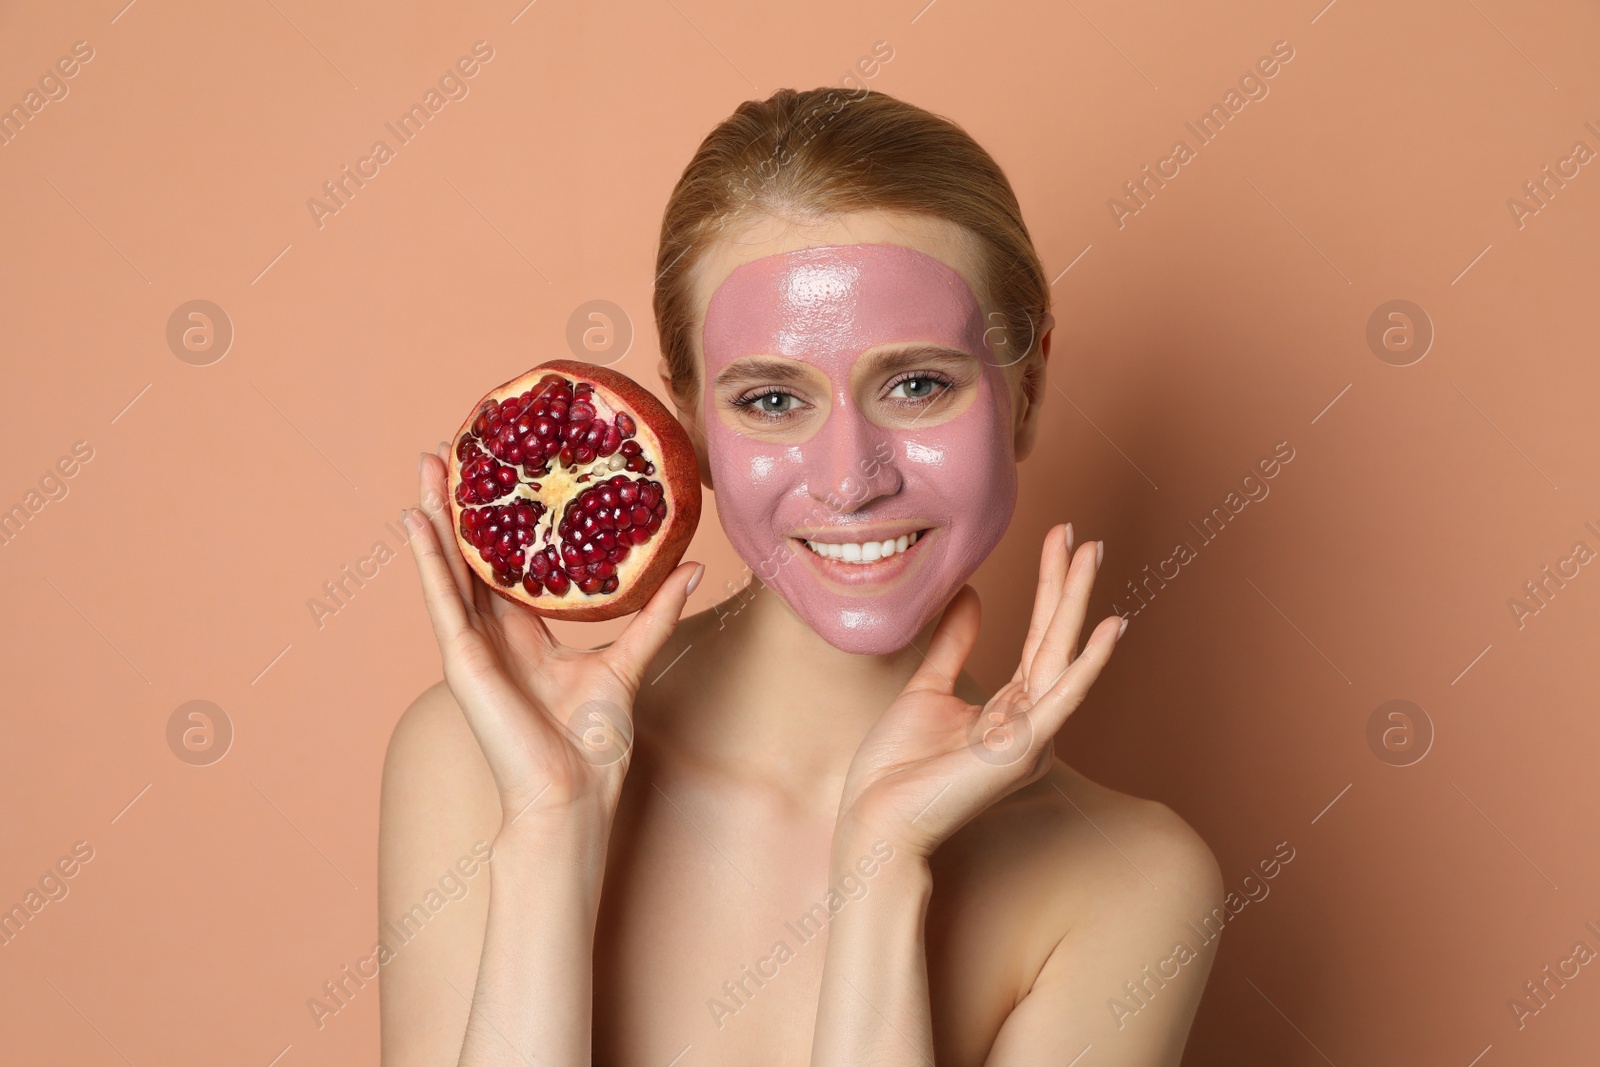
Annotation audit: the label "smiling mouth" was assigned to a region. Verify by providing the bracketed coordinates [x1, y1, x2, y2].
[798, 529, 928, 564]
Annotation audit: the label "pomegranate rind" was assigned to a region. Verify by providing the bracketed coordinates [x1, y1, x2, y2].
[446, 359, 702, 622]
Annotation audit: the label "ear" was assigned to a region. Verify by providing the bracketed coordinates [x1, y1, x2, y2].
[1012, 312, 1054, 462]
[659, 358, 715, 490]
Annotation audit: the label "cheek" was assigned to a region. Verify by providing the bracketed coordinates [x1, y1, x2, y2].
[706, 423, 800, 543]
[898, 376, 1017, 529]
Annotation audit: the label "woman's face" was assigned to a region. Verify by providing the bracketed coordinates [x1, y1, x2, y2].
[687, 213, 1036, 655]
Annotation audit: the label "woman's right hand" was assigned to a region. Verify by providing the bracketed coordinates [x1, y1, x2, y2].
[404, 444, 702, 834]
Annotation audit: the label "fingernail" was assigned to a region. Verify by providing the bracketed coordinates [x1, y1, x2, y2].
[419, 451, 429, 474]
[685, 563, 705, 596]
[1096, 540, 1104, 569]
[1064, 522, 1074, 554]
[1116, 615, 1129, 641]
[438, 440, 451, 455]
[401, 508, 419, 533]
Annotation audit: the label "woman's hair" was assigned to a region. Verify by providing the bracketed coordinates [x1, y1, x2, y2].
[653, 87, 1050, 412]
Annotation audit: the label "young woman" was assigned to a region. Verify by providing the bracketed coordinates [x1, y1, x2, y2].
[382, 87, 1223, 1066]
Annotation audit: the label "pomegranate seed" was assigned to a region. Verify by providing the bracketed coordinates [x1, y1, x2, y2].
[453, 370, 689, 609]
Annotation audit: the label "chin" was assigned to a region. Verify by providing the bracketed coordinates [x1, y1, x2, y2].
[784, 585, 953, 659]
[809, 611, 937, 656]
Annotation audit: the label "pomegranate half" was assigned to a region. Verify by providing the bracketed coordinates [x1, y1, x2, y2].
[446, 359, 701, 621]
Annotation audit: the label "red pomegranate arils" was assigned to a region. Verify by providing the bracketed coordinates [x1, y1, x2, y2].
[446, 359, 701, 622]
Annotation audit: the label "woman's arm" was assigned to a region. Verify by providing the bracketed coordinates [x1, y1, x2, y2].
[808, 817, 936, 1065]
[455, 813, 611, 1065]
[813, 525, 1192, 1064]
[381, 447, 699, 1065]
[379, 692, 617, 1066]
[379, 683, 501, 1066]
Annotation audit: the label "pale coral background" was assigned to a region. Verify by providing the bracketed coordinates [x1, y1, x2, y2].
[2, 0, 1597, 1064]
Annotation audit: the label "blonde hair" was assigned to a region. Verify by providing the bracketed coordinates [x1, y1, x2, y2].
[652, 87, 1050, 410]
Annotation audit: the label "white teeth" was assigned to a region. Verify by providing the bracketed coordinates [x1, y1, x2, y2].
[802, 530, 922, 564]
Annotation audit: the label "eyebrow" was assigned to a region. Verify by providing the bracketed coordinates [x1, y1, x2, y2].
[713, 356, 816, 389]
[713, 345, 980, 389]
[858, 344, 981, 376]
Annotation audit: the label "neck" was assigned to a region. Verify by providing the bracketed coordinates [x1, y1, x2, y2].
[652, 578, 939, 808]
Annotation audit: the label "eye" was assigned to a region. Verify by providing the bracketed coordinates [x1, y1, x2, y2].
[884, 373, 953, 401]
[733, 387, 807, 419]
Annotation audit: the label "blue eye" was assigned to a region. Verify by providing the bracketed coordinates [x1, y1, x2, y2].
[888, 377, 939, 399]
[735, 388, 804, 417]
[756, 392, 796, 412]
[886, 374, 951, 401]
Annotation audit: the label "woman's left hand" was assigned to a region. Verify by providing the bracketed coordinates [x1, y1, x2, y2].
[834, 524, 1125, 858]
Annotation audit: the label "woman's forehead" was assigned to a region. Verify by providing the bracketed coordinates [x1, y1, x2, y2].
[691, 212, 986, 310]
[699, 241, 991, 373]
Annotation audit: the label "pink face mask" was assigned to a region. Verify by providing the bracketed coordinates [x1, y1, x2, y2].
[700, 242, 1018, 655]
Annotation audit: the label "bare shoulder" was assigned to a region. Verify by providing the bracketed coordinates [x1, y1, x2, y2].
[934, 761, 1223, 1063]
[1035, 760, 1221, 906]
[381, 681, 501, 846]
[932, 758, 1223, 984]
[943, 758, 1220, 909]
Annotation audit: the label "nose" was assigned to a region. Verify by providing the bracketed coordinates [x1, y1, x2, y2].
[805, 402, 901, 514]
